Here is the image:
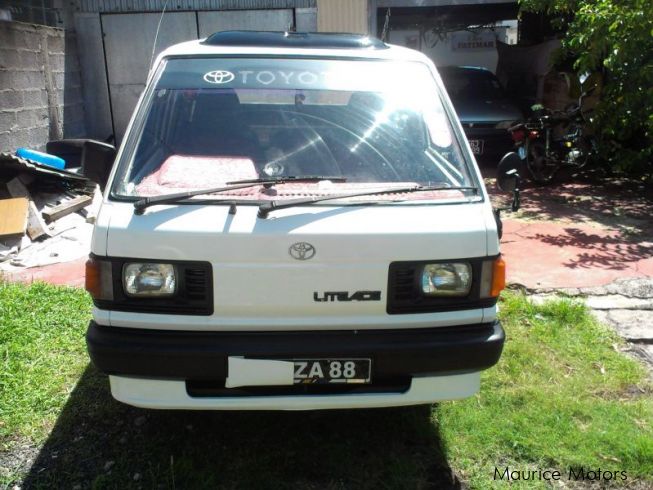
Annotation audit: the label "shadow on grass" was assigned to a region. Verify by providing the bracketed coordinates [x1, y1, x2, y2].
[23, 366, 460, 489]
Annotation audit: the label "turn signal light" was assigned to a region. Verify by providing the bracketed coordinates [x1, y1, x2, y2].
[85, 256, 113, 301]
[491, 256, 506, 297]
[480, 255, 506, 299]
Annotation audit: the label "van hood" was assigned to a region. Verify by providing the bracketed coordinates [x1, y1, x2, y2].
[94, 201, 498, 331]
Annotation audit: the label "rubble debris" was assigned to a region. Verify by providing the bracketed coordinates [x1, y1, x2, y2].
[6, 218, 92, 268]
[0, 150, 100, 273]
[0, 235, 31, 264]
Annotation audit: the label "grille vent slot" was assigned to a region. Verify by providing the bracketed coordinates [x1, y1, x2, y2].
[185, 268, 208, 301]
[393, 266, 417, 301]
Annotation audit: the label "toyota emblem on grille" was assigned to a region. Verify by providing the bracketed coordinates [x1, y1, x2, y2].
[289, 242, 316, 260]
[203, 70, 235, 84]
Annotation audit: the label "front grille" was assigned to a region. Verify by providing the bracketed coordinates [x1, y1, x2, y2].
[185, 267, 209, 302]
[387, 258, 498, 314]
[393, 265, 418, 302]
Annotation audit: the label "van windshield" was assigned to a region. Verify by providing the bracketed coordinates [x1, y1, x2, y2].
[112, 58, 477, 202]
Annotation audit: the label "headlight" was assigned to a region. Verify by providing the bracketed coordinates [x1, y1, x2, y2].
[123, 263, 176, 296]
[495, 120, 516, 129]
[421, 263, 472, 296]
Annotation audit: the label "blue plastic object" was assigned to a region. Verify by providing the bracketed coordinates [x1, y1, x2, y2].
[16, 147, 66, 170]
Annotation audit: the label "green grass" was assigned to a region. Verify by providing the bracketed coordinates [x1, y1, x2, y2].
[0, 282, 651, 489]
[438, 292, 653, 488]
[0, 282, 91, 443]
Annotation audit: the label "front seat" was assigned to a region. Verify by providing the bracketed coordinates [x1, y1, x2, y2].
[182, 89, 259, 159]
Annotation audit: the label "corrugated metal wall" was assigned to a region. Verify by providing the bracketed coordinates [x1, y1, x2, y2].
[74, 0, 315, 13]
[70, 0, 372, 142]
[75, 5, 318, 142]
[316, 0, 368, 34]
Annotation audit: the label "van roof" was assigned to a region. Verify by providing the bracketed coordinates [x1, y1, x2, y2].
[155, 31, 430, 65]
[203, 31, 389, 50]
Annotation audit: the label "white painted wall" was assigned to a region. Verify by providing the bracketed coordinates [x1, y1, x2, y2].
[317, 0, 368, 34]
[389, 24, 516, 74]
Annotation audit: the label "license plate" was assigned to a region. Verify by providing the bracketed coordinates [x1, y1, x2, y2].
[291, 359, 371, 384]
[469, 139, 484, 155]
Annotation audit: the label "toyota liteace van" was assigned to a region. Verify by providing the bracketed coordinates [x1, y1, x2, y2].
[84, 31, 511, 410]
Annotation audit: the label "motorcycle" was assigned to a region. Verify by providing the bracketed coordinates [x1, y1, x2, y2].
[508, 87, 597, 184]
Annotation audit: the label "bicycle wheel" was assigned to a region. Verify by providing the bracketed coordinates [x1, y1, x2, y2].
[525, 139, 558, 184]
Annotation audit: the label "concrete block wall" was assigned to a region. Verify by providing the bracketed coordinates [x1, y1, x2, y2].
[0, 20, 86, 153]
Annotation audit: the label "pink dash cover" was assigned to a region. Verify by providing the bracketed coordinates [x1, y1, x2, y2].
[136, 155, 259, 196]
[135, 155, 465, 202]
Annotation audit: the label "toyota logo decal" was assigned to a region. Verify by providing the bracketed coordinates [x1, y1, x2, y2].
[203, 70, 235, 84]
[289, 242, 316, 260]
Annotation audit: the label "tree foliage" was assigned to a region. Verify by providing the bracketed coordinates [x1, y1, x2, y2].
[520, 0, 653, 176]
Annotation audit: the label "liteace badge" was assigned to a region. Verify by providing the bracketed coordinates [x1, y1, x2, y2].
[313, 291, 381, 302]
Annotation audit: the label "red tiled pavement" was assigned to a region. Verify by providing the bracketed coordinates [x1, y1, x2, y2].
[3, 257, 87, 288]
[501, 219, 653, 289]
[486, 168, 653, 289]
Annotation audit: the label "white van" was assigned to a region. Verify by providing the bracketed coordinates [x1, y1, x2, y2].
[84, 31, 514, 410]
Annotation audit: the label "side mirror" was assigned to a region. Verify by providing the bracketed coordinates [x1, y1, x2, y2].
[82, 140, 116, 191]
[497, 152, 521, 211]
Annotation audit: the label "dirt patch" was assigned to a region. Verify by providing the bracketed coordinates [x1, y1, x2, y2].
[0, 438, 39, 485]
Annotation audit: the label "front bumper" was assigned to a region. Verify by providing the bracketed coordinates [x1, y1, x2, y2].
[107, 372, 482, 410]
[86, 321, 505, 410]
[88, 321, 504, 409]
[87, 321, 505, 379]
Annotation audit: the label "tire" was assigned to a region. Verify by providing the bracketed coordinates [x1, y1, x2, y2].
[525, 139, 558, 184]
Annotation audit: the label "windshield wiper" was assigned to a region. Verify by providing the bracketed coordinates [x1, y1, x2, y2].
[133, 176, 346, 215]
[257, 185, 478, 219]
[229, 176, 346, 187]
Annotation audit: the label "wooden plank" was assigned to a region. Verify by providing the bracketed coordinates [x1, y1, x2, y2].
[78, 186, 103, 224]
[0, 197, 29, 237]
[25, 201, 51, 240]
[42, 195, 92, 223]
[6, 177, 50, 240]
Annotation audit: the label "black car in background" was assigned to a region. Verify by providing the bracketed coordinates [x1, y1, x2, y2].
[439, 66, 523, 162]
